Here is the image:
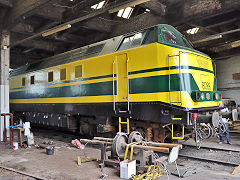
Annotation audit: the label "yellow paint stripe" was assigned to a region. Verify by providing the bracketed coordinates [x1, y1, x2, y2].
[10, 91, 220, 109]
[10, 77, 116, 92]
[10, 95, 115, 104]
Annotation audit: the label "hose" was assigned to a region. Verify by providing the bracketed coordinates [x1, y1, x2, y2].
[131, 165, 162, 180]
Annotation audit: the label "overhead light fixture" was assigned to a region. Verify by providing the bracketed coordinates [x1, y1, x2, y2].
[109, 0, 150, 14]
[231, 40, 240, 48]
[42, 24, 71, 37]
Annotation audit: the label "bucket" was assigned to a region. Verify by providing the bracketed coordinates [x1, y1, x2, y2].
[46, 146, 54, 155]
[13, 142, 18, 150]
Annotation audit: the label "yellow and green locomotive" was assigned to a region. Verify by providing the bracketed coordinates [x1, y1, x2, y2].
[9, 24, 222, 136]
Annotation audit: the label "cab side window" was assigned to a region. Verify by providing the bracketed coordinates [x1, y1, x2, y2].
[131, 32, 145, 48]
[48, 71, 53, 82]
[143, 28, 157, 45]
[161, 29, 179, 44]
[118, 36, 134, 51]
[22, 77, 26, 86]
[75, 65, 82, 79]
[30, 76, 35, 85]
[60, 68, 66, 81]
[118, 31, 146, 51]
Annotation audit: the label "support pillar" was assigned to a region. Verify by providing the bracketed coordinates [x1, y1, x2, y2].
[0, 30, 10, 141]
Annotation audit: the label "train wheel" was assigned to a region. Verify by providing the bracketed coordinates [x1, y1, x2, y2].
[112, 132, 128, 158]
[128, 131, 144, 144]
[128, 131, 144, 156]
[199, 123, 212, 139]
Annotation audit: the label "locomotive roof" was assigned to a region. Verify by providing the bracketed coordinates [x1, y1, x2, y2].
[10, 24, 196, 77]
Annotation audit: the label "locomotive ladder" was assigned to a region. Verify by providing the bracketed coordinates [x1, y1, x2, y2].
[118, 117, 130, 135]
[113, 58, 131, 135]
[168, 52, 182, 106]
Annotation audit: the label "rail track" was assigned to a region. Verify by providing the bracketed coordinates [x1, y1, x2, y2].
[0, 165, 45, 180]
[177, 145, 240, 167]
[182, 143, 240, 153]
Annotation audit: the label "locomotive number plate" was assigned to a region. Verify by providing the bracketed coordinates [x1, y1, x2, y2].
[201, 74, 211, 90]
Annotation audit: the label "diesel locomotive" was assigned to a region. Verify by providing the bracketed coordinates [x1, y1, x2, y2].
[9, 24, 222, 138]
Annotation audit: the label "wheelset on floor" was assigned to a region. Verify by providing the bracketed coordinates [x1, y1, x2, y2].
[193, 122, 213, 149]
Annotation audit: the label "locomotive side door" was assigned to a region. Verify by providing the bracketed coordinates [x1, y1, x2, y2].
[116, 53, 128, 103]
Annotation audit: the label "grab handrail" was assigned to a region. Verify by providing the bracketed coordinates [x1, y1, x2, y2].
[113, 62, 116, 112]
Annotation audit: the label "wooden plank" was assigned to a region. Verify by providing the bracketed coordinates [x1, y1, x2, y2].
[133, 145, 169, 152]
[80, 139, 113, 145]
[147, 142, 183, 149]
[93, 137, 114, 142]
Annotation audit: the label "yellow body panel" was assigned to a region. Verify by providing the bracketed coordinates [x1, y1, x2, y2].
[10, 43, 220, 109]
[115, 53, 128, 102]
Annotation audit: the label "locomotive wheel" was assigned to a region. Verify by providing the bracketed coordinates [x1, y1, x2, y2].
[128, 131, 144, 144]
[199, 123, 212, 139]
[232, 109, 238, 121]
[128, 131, 144, 155]
[112, 132, 128, 158]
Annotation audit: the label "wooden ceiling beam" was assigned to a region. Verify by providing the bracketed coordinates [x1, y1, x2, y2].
[141, 0, 166, 16]
[0, 0, 12, 7]
[209, 40, 240, 53]
[5, 0, 60, 29]
[10, 53, 43, 68]
[205, 18, 239, 29]
[11, 22, 34, 34]
[34, 5, 64, 21]
[11, 32, 65, 52]
[10, 0, 150, 47]
[81, 17, 114, 33]
[63, 0, 106, 21]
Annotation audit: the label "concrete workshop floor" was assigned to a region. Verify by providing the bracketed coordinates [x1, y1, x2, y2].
[0, 128, 240, 179]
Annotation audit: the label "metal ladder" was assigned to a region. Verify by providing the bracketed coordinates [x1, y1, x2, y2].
[168, 52, 182, 106]
[118, 117, 130, 134]
[113, 59, 131, 135]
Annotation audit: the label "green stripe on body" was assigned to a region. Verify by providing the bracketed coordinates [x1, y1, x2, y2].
[130, 66, 213, 75]
[130, 73, 198, 94]
[10, 73, 198, 99]
[10, 81, 116, 99]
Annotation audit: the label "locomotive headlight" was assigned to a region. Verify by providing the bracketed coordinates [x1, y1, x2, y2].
[206, 93, 210, 100]
[219, 93, 222, 99]
[214, 91, 222, 101]
[192, 91, 216, 101]
[196, 93, 200, 100]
